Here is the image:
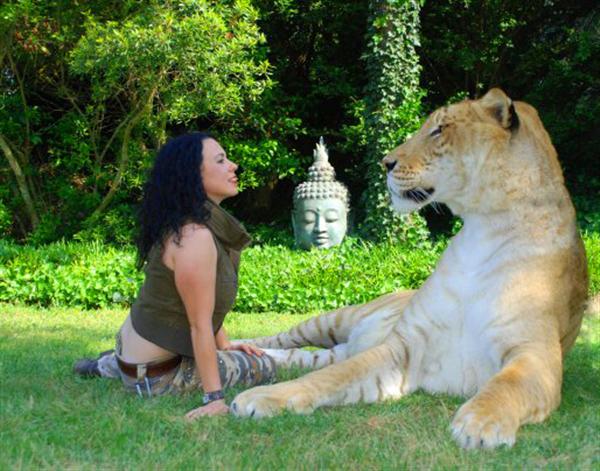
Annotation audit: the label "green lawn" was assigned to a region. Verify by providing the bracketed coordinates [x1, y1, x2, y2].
[1, 304, 598, 469]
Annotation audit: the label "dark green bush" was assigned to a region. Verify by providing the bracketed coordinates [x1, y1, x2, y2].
[1, 233, 598, 312]
[236, 237, 443, 313]
[0, 238, 443, 311]
[0, 240, 143, 308]
[584, 232, 600, 296]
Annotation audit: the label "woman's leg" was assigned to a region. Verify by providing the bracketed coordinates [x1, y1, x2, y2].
[75, 330, 277, 393]
[73, 349, 120, 378]
[168, 351, 277, 394]
[118, 350, 277, 397]
[96, 351, 121, 378]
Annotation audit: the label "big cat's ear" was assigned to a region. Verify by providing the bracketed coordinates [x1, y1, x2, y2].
[480, 88, 519, 131]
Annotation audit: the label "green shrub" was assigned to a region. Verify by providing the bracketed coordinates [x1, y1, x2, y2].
[584, 231, 600, 295]
[572, 181, 600, 234]
[236, 237, 443, 313]
[0, 241, 143, 309]
[1, 232, 597, 312]
[0, 199, 12, 237]
[0, 238, 442, 311]
[242, 223, 295, 247]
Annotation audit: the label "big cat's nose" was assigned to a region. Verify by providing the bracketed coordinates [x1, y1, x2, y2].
[382, 158, 397, 172]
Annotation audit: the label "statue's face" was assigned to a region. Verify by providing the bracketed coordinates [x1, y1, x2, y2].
[293, 198, 347, 249]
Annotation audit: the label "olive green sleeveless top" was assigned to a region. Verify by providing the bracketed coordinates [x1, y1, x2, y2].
[130, 200, 251, 357]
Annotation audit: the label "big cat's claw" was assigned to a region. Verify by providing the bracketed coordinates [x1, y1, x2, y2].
[450, 399, 518, 449]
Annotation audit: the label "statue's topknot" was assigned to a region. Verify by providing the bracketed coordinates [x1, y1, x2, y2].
[293, 138, 349, 206]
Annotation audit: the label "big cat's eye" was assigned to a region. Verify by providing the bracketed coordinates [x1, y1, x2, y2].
[430, 125, 443, 137]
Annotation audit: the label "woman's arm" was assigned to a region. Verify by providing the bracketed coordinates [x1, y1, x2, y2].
[170, 225, 228, 418]
[215, 326, 229, 349]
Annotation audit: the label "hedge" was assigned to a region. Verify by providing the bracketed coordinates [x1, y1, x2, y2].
[1, 233, 598, 313]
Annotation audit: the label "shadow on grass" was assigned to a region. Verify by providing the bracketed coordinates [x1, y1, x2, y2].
[562, 342, 600, 408]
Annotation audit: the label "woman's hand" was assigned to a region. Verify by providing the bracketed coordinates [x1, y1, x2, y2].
[222, 342, 264, 356]
[215, 327, 263, 356]
[185, 399, 229, 420]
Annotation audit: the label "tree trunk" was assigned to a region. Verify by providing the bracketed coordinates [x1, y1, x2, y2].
[360, 0, 428, 242]
[85, 89, 157, 224]
[0, 133, 39, 229]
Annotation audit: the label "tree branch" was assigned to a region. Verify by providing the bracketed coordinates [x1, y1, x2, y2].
[0, 132, 39, 228]
[7, 52, 31, 163]
[85, 88, 157, 223]
[0, 27, 12, 68]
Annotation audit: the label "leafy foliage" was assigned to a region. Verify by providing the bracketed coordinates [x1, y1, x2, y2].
[583, 232, 600, 296]
[0, 240, 143, 308]
[0, 0, 272, 242]
[70, 1, 269, 120]
[419, 0, 600, 194]
[1, 0, 597, 242]
[0, 237, 443, 310]
[236, 237, 442, 312]
[229, 0, 370, 220]
[359, 0, 429, 242]
[2, 232, 598, 311]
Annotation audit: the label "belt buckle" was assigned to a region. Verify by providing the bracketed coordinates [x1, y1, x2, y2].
[134, 364, 153, 398]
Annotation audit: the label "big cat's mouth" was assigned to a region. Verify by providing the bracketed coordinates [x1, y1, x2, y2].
[402, 187, 435, 203]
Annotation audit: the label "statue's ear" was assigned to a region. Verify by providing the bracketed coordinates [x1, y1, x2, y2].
[291, 209, 298, 234]
[480, 88, 519, 131]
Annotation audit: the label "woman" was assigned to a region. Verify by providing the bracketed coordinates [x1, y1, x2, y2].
[74, 133, 276, 418]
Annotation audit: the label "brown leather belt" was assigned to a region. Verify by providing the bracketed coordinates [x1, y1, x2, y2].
[117, 355, 182, 378]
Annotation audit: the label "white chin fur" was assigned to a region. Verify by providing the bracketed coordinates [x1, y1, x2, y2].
[389, 190, 422, 214]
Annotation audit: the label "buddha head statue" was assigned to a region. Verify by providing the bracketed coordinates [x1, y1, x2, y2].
[292, 138, 349, 249]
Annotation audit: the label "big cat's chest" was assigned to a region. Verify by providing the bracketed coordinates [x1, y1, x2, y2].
[407, 234, 513, 396]
[417, 305, 502, 397]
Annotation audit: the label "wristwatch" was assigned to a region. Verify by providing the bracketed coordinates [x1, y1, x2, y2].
[202, 389, 225, 405]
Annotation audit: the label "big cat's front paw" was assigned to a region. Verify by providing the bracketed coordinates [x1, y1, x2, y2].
[230, 382, 314, 418]
[451, 398, 519, 449]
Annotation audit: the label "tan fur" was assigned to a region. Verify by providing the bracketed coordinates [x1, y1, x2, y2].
[231, 89, 589, 449]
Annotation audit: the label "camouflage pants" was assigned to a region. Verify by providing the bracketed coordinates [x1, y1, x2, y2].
[98, 338, 276, 397]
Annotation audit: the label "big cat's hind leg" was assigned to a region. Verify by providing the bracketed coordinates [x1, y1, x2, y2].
[235, 291, 414, 350]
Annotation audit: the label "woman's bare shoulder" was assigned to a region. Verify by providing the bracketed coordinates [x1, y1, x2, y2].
[163, 223, 216, 269]
[179, 222, 212, 239]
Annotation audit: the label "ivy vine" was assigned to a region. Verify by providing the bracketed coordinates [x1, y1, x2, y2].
[360, 0, 429, 244]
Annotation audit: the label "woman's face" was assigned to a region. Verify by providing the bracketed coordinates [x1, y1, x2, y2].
[201, 138, 239, 204]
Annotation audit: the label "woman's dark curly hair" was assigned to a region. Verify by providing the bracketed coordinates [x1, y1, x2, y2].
[136, 132, 212, 268]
